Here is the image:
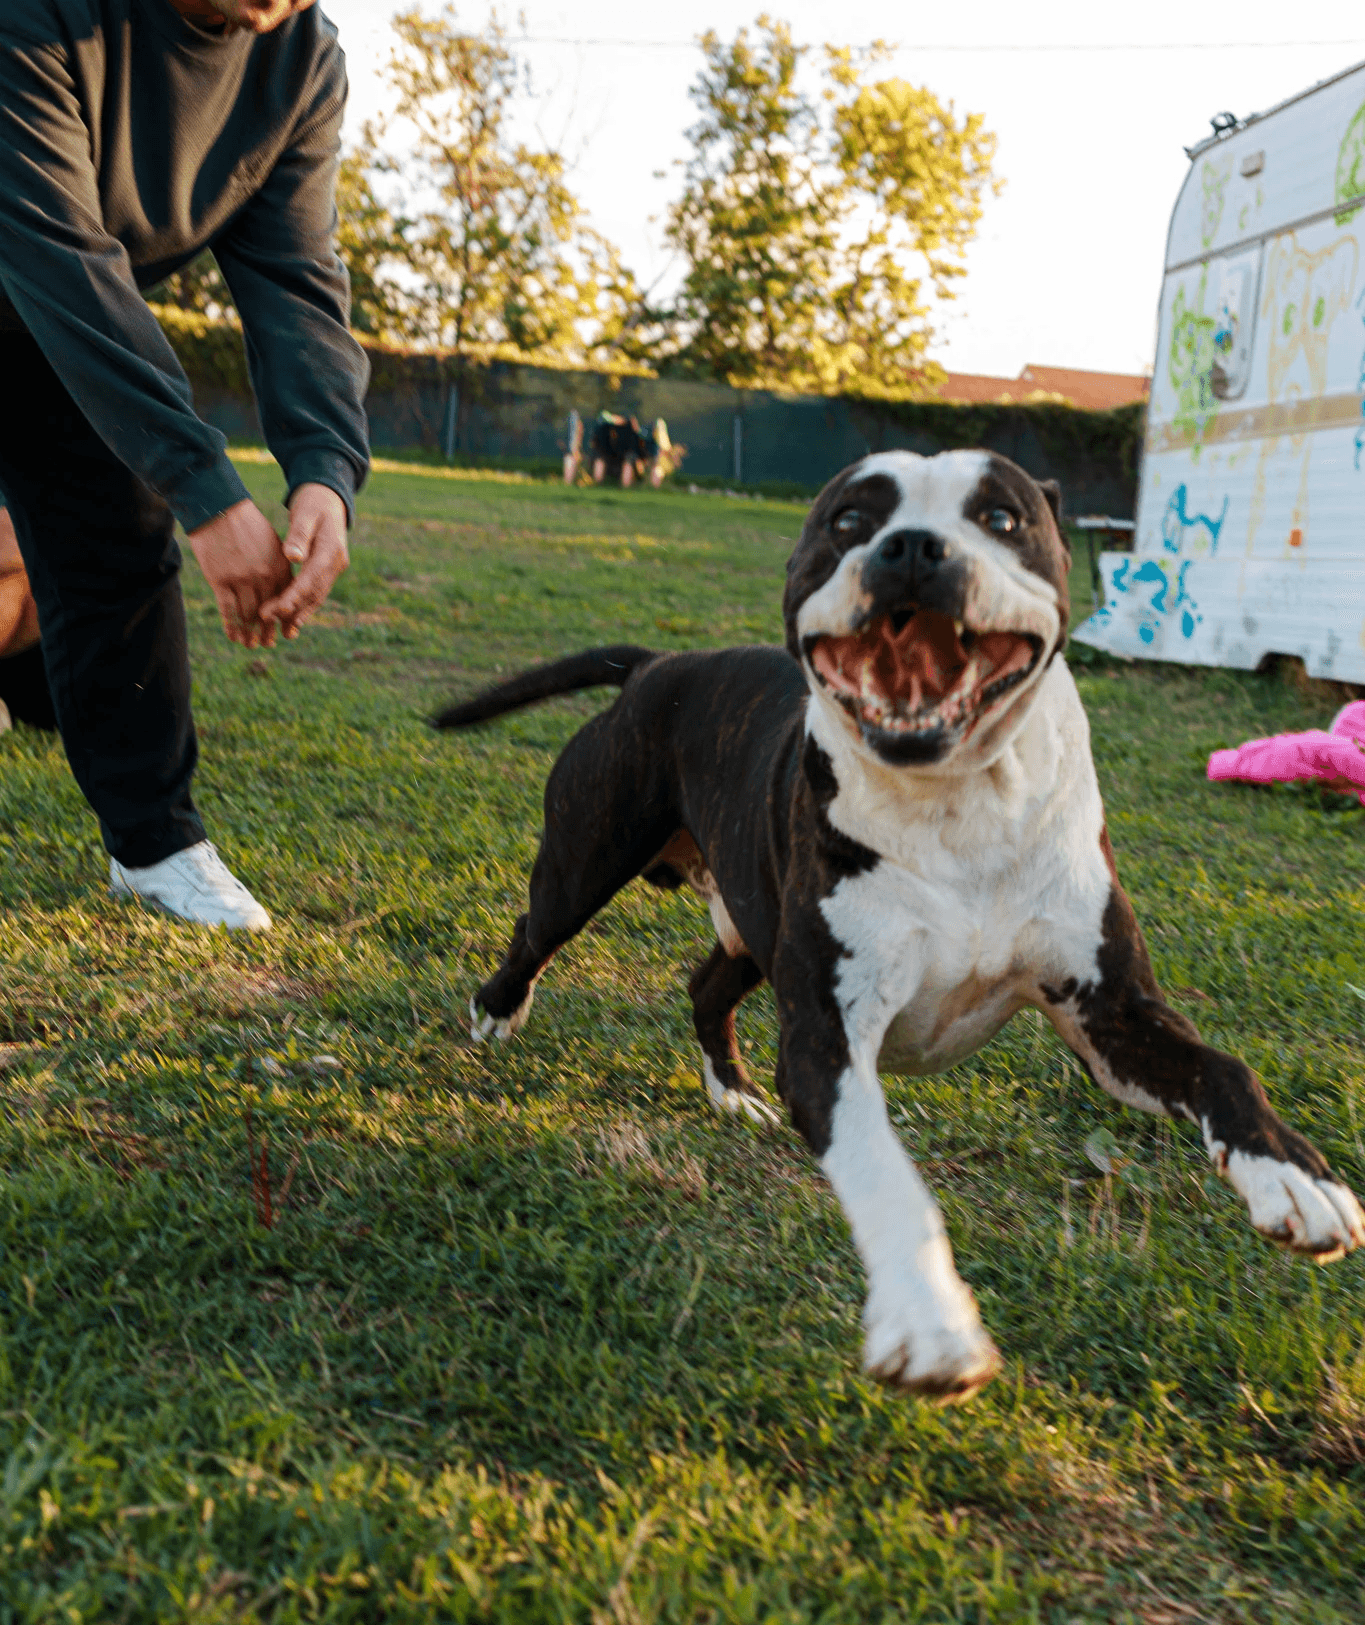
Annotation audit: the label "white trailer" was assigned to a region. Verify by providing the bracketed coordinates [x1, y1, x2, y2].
[1073, 61, 1365, 681]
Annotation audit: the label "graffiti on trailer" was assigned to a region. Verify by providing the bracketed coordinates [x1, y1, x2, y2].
[1336, 98, 1365, 226]
[1201, 158, 1232, 248]
[1162, 483, 1230, 555]
[1168, 271, 1220, 448]
[1096, 558, 1203, 644]
[1246, 231, 1359, 549]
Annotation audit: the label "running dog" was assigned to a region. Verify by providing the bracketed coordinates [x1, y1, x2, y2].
[436, 449, 1364, 1400]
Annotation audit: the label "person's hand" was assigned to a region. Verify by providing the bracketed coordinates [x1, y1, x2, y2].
[260, 483, 349, 639]
[187, 499, 293, 650]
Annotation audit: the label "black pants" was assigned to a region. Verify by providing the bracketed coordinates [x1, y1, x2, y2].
[0, 332, 205, 867]
[0, 642, 57, 730]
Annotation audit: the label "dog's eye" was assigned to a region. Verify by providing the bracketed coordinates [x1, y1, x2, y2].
[832, 510, 863, 536]
[984, 508, 1017, 535]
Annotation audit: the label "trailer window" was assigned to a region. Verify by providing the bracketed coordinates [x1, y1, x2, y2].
[1210, 246, 1262, 399]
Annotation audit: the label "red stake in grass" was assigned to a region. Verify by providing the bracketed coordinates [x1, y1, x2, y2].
[244, 1104, 298, 1230]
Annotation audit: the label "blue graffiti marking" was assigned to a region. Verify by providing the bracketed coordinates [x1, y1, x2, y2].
[1124, 560, 1203, 644]
[1174, 560, 1200, 637]
[1131, 562, 1168, 641]
[1133, 561, 1168, 610]
[1086, 558, 1130, 627]
[1161, 483, 1230, 554]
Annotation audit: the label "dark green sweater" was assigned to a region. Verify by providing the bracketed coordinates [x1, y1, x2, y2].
[0, 0, 369, 531]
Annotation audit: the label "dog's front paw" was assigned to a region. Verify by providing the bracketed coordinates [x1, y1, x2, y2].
[468, 991, 533, 1043]
[711, 1086, 783, 1128]
[862, 1279, 1002, 1403]
[702, 1060, 783, 1126]
[1223, 1150, 1365, 1262]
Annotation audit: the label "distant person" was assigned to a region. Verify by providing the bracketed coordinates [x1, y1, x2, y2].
[588, 413, 644, 487]
[0, 0, 370, 929]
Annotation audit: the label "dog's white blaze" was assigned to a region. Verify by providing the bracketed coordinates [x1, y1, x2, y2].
[1202, 1121, 1365, 1256]
[821, 1062, 999, 1391]
[797, 449, 1061, 641]
[797, 450, 1068, 777]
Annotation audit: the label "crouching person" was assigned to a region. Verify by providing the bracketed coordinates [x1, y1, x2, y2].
[0, 0, 372, 929]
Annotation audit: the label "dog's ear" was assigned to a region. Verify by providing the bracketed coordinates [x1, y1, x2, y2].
[1038, 479, 1070, 559]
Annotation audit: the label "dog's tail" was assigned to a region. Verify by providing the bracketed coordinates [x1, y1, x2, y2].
[433, 644, 658, 729]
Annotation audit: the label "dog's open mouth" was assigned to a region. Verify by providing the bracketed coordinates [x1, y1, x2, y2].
[807, 610, 1042, 747]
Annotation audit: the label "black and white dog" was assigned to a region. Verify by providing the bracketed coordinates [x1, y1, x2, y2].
[437, 449, 1364, 1401]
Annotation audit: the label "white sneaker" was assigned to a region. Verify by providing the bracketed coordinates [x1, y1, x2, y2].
[109, 840, 272, 931]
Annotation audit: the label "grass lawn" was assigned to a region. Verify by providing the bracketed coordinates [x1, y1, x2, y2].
[2, 457, 1364, 1622]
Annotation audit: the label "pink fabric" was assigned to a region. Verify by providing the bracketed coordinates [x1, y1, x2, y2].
[1207, 700, 1365, 805]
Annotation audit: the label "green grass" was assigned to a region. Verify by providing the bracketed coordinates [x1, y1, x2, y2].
[1, 458, 1363, 1622]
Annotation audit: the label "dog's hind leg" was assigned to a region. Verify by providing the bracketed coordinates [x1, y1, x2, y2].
[689, 944, 779, 1126]
[471, 722, 680, 1041]
[471, 829, 662, 1042]
[471, 911, 545, 1041]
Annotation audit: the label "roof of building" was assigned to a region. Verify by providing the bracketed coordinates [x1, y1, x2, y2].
[936, 364, 1151, 411]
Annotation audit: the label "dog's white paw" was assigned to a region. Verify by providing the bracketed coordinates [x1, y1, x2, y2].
[715, 1088, 783, 1127]
[468, 990, 533, 1044]
[1223, 1151, 1365, 1262]
[862, 1277, 1002, 1403]
[702, 1059, 782, 1126]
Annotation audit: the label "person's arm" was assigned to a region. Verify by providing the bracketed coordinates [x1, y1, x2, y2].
[0, 28, 248, 532]
[211, 64, 371, 531]
[0, 23, 292, 648]
[211, 60, 369, 633]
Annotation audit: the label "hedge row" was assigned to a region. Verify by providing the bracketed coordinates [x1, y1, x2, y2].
[152, 307, 1145, 488]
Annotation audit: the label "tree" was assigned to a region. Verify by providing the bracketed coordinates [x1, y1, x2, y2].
[350, 6, 642, 370]
[335, 147, 412, 342]
[659, 18, 999, 395]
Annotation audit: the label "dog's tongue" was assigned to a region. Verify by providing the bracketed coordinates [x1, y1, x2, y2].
[813, 611, 965, 709]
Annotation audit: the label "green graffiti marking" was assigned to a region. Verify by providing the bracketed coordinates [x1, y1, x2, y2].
[1169, 271, 1219, 449]
[1201, 159, 1231, 248]
[1313, 294, 1327, 327]
[1335, 99, 1365, 225]
[1283, 302, 1296, 336]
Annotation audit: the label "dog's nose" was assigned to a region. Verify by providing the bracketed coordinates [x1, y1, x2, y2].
[875, 528, 947, 569]
[860, 526, 961, 616]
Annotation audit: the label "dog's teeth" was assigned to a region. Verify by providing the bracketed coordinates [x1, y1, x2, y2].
[954, 619, 965, 638]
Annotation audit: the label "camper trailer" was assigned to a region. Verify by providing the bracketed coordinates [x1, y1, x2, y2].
[1074, 61, 1365, 681]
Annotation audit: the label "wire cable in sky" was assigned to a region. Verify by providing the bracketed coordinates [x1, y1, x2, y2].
[499, 35, 1365, 54]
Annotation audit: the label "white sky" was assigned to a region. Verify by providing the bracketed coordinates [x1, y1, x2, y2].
[317, 1, 1365, 379]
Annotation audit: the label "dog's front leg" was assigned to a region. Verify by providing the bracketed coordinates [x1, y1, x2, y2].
[1040, 882, 1365, 1261]
[773, 930, 1002, 1401]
